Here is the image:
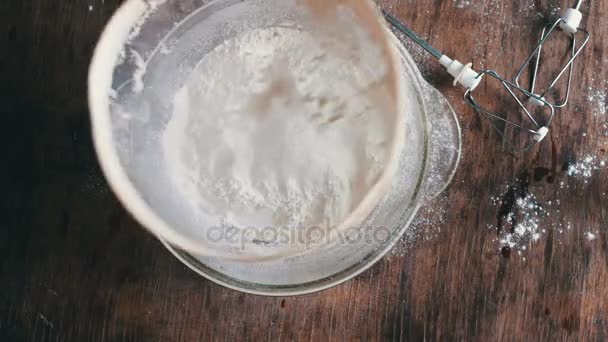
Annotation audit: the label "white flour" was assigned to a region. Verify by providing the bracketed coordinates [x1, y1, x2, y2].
[489, 155, 607, 258]
[586, 86, 607, 116]
[566, 155, 607, 181]
[490, 192, 548, 250]
[162, 26, 396, 230]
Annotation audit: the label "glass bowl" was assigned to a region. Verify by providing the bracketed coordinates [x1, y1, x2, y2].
[88, 0, 461, 295]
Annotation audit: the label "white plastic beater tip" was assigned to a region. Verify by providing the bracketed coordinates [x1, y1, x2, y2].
[534, 127, 550, 142]
[438, 55, 482, 91]
[559, 8, 583, 34]
[528, 95, 546, 107]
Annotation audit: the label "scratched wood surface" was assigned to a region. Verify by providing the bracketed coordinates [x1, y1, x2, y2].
[1, 0, 607, 340]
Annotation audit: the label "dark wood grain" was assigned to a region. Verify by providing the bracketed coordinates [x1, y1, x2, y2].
[1, 0, 607, 340]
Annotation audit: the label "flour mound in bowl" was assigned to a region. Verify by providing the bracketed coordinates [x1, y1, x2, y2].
[162, 25, 401, 231]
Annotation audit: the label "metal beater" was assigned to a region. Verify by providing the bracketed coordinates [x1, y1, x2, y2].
[514, 0, 590, 108]
[383, 11, 554, 151]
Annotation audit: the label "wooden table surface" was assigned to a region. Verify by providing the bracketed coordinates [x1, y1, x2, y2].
[1, 0, 607, 340]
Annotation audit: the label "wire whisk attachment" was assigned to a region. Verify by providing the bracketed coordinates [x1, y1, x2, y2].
[382, 11, 552, 151]
[465, 70, 554, 151]
[514, 0, 591, 108]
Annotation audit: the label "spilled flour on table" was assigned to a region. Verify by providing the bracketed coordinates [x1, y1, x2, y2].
[389, 195, 449, 257]
[488, 154, 607, 257]
[454, 0, 472, 9]
[586, 231, 598, 241]
[586, 76, 607, 117]
[488, 191, 552, 257]
[565, 155, 607, 183]
[389, 150, 607, 259]
[587, 86, 607, 116]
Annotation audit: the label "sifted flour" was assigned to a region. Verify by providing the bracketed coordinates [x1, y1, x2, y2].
[162, 25, 398, 231]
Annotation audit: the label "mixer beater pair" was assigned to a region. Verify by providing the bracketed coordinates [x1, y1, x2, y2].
[383, 0, 590, 151]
